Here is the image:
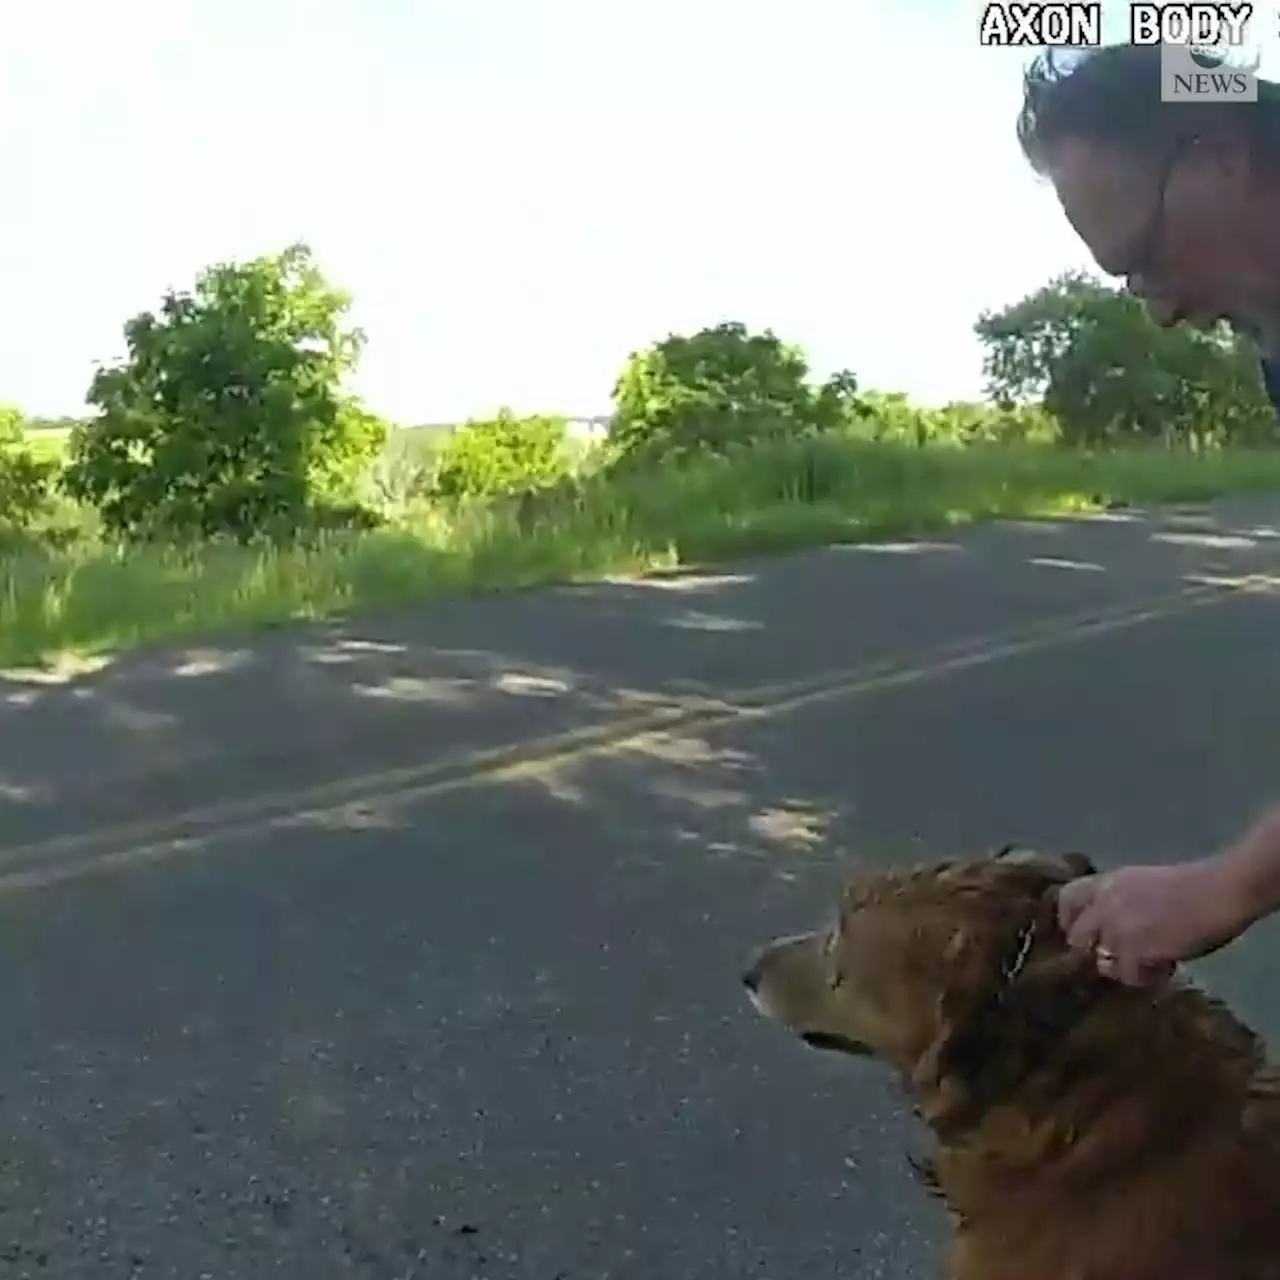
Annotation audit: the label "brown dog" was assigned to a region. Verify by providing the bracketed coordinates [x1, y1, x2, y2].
[743, 847, 1280, 1280]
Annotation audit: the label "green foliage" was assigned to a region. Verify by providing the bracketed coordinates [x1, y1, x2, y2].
[61, 242, 387, 541]
[434, 407, 573, 498]
[0, 403, 59, 535]
[363, 426, 450, 511]
[840, 392, 1059, 446]
[5, 254, 1278, 625]
[607, 321, 864, 466]
[314, 397, 391, 500]
[976, 272, 1277, 448]
[931, 401, 1060, 444]
[11, 433, 1280, 669]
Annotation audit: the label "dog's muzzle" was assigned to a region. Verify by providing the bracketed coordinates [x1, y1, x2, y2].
[799, 1030, 872, 1056]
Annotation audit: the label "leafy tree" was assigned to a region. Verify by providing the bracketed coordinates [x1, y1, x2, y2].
[607, 321, 864, 466]
[433, 407, 573, 498]
[0, 404, 59, 535]
[62, 242, 387, 539]
[976, 271, 1276, 448]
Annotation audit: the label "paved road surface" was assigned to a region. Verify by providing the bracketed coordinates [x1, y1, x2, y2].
[4, 498, 1280, 1277]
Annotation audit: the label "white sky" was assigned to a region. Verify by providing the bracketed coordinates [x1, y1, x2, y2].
[1, 1, 1276, 424]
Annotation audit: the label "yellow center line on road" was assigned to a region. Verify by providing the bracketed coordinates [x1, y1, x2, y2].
[0, 573, 1273, 894]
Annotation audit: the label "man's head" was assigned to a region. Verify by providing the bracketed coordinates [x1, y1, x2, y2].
[1017, 45, 1280, 336]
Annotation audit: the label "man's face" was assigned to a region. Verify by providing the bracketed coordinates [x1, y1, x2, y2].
[1042, 134, 1258, 329]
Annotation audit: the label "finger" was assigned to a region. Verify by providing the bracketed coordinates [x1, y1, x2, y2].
[1063, 896, 1105, 952]
[1055, 875, 1097, 933]
[1110, 951, 1148, 987]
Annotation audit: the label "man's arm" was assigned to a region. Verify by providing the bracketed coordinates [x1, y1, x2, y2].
[1212, 805, 1280, 936]
[1057, 807, 1280, 983]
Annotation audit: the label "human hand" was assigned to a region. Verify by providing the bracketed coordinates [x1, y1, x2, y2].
[1055, 859, 1246, 986]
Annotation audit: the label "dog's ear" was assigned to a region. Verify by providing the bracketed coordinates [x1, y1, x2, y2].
[910, 901, 1109, 1139]
[992, 845, 1096, 880]
[1058, 850, 1096, 879]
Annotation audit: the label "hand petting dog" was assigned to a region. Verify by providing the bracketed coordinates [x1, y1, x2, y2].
[1056, 860, 1231, 986]
[1057, 812, 1280, 986]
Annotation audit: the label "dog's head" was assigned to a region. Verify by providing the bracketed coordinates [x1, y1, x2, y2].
[743, 846, 1112, 1136]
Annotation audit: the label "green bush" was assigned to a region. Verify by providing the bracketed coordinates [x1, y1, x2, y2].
[976, 271, 1278, 448]
[434, 407, 573, 498]
[842, 394, 1060, 447]
[0, 404, 59, 537]
[62, 242, 387, 541]
[932, 401, 1060, 444]
[607, 321, 863, 466]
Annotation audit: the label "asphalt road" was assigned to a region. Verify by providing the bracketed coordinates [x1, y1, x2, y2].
[4, 497, 1280, 1277]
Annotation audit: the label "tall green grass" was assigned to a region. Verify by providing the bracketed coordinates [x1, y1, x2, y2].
[3, 437, 1279, 669]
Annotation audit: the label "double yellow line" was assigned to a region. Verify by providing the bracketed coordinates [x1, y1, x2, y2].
[0, 572, 1271, 895]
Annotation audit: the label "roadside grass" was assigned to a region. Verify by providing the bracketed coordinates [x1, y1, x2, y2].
[3, 436, 1280, 670]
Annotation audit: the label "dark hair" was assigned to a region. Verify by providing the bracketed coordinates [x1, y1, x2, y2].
[1016, 43, 1280, 173]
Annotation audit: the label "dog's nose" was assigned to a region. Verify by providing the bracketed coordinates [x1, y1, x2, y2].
[742, 953, 764, 992]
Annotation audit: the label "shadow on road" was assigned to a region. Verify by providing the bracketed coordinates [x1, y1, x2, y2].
[1, 497, 1278, 847]
[1, 498, 1280, 1275]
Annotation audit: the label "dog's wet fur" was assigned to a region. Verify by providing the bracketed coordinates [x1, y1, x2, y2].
[743, 847, 1280, 1280]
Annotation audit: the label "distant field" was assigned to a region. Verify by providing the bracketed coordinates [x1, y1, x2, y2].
[25, 424, 73, 463]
